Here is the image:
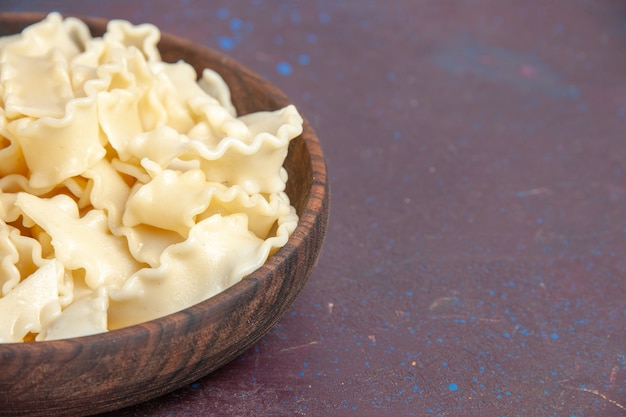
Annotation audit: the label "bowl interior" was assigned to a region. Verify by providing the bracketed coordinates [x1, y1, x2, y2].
[0, 12, 328, 417]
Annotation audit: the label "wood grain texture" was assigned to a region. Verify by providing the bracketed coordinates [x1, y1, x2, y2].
[0, 13, 329, 417]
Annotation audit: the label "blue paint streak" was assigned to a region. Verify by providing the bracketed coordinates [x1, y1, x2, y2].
[449, 383, 458, 391]
[434, 36, 576, 98]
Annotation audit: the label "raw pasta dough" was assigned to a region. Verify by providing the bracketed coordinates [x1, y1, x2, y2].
[0, 13, 301, 342]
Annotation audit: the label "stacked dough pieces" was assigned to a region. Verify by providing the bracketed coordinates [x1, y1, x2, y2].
[0, 13, 302, 342]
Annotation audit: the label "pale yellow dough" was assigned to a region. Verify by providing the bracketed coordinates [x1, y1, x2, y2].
[0, 13, 301, 342]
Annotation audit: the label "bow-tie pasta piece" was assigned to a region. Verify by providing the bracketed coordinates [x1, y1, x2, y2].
[0, 260, 64, 343]
[196, 184, 296, 240]
[38, 286, 109, 341]
[181, 104, 303, 195]
[1, 48, 73, 119]
[123, 168, 211, 237]
[0, 13, 89, 59]
[82, 159, 132, 232]
[5, 97, 105, 189]
[109, 214, 270, 329]
[0, 125, 27, 178]
[0, 221, 20, 296]
[14, 193, 145, 290]
[0, 214, 54, 296]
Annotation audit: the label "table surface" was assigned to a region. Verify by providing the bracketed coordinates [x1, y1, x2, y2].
[3, 1, 626, 416]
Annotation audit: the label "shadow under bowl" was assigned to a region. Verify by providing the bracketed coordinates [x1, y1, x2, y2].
[0, 12, 329, 417]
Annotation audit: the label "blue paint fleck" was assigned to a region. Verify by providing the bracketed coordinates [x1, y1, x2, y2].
[568, 86, 580, 99]
[319, 12, 331, 24]
[229, 18, 243, 31]
[449, 383, 459, 391]
[218, 36, 235, 50]
[503, 332, 511, 339]
[553, 24, 565, 35]
[515, 190, 535, 198]
[298, 54, 311, 65]
[550, 333, 559, 340]
[290, 11, 301, 24]
[191, 383, 199, 389]
[276, 61, 293, 76]
[216, 7, 229, 20]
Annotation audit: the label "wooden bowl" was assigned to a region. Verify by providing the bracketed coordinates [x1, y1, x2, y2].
[0, 12, 328, 417]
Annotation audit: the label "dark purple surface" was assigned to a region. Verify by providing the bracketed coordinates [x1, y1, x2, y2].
[2, 1, 626, 416]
